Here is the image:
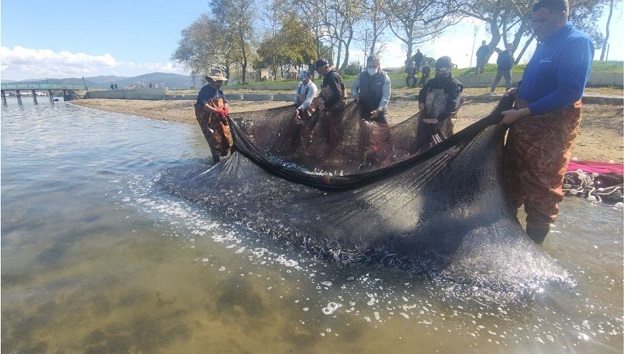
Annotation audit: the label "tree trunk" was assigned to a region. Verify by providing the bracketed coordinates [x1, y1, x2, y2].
[515, 35, 536, 65]
[600, 0, 614, 61]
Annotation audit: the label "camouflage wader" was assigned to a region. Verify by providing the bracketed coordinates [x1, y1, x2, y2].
[314, 85, 345, 155]
[356, 101, 391, 167]
[503, 98, 582, 235]
[194, 97, 233, 163]
[415, 88, 455, 154]
[358, 119, 391, 168]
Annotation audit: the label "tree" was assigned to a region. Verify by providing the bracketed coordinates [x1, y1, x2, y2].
[256, 15, 318, 79]
[460, 0, 612, 65]
[358, 0, 390, 57]
[384, 0, 460, 65]
[272, 0, 363, 72]
[318, 0, 366, 72]
[600, 0, 614, 60]
[211, 0, 257, 83]
[459, 0, 534, 65]
[171, 14, 236, 79]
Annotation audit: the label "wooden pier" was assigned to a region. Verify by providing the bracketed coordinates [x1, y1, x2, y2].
[1, 83, 87, 105]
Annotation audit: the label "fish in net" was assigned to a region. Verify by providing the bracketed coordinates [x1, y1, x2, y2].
[157, 95, 573, 293]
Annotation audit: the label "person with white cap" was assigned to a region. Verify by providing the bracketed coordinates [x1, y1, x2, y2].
[194, 69, 233, 163]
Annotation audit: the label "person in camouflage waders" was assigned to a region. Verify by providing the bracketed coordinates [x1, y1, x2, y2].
[500, 0, 594, 243]
[313, 58, 346, 156]
[415, 56, 463, 154]
[351, 54, 392, 169]
[194, 69, 233, 164]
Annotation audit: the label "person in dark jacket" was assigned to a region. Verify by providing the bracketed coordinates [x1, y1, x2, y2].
[419, 63, 431, 86]
[475, 40, 490, 75]
[312, 58, 346, 154]
[405, 61, 418, 88]
[490, 44, 514, 94]
[412, 49, 424, 71]
[415, 56, 463, 153]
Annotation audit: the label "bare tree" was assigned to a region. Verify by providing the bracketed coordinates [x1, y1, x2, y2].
[359, 0, 390, 57]
[600, 0, 614, 60]
[384, 0, 460, 65]
[319, 0, 366, 71]
[460, 0, 611, 65]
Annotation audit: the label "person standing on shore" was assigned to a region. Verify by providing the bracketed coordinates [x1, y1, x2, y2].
[499, 0, 594, 243]
[405, 61, 418, 88]
[490, 44, 514, 94]
[412, 49, 424, 72]
[419, 63, 431, 86]
[475, 40, 490, 75]
[194, 69, 233, 163]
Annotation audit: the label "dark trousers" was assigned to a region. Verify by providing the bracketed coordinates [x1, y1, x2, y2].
[490, 69, 511, 92]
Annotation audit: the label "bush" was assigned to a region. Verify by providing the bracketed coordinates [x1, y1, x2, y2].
[343, 61, 363, 76]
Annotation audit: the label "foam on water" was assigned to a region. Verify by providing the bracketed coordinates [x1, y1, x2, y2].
[111, 167, 622, 348]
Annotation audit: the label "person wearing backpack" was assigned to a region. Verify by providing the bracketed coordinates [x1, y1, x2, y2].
[490, 44, 514, 94]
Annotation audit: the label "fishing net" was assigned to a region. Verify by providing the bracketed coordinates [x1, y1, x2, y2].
[157, 95, 573, 292]
[563, 160, 624, 204]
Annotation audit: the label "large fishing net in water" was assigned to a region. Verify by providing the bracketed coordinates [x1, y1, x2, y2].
[157, 96, 574, 295]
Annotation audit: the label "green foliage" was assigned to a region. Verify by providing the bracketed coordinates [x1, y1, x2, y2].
[590, 61, 625, 73]
[256, 16, 317, 77]
[385, 61, 623, 79]
[343, 61, 363, 76]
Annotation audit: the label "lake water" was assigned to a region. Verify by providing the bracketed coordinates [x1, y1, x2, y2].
[2, 99, 623, 353]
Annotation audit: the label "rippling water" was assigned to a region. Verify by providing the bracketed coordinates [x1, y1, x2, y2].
[2, 99, 623, 353]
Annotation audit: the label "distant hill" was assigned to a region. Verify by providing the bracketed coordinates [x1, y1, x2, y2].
[2, 72, 197, 90]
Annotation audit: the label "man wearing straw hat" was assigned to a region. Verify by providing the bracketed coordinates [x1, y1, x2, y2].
[194, 69, 233, 163]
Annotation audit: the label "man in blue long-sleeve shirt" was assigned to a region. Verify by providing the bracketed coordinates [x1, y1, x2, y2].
[500, 0, 594, 243]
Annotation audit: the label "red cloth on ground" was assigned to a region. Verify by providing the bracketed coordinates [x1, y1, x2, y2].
[567, 161, 623, 175]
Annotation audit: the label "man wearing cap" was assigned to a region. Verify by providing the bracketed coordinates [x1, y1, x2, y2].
[312, 58, 346, 153]
[293, 70, 318, 121]
[194, 69, 233, 163]
[416, 56, 463, 153]
[499, 0, 594, 243]
[351, 55, 392, 167]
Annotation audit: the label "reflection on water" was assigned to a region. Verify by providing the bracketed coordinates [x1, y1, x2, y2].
[2, 99, 623, 353]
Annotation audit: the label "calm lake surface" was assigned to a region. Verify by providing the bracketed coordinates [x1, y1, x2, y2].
[2, 98, 623, 353]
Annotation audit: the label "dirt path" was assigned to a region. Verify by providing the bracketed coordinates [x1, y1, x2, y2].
[71, 96, 624, 163]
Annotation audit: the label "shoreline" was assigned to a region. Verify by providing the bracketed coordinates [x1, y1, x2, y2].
[70, 97, 624, 163]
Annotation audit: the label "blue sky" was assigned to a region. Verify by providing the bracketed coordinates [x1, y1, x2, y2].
[1, 0, 623, 81]
[1, 0, 210, 80]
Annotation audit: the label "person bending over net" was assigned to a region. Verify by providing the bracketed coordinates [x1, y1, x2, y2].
[415, 56, 463, 154]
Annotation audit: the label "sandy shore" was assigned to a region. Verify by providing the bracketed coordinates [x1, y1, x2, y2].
[71, 95, 624, 163]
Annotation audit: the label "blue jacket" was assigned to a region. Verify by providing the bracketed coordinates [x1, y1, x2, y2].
[196, 84, 227, 106]
[518, 23, 594, 115]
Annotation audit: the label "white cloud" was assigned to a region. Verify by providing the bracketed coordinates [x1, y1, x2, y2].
[1, 46, 188, 81]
